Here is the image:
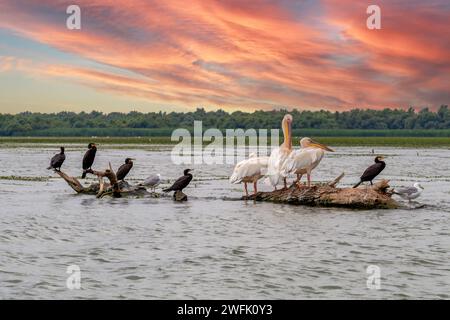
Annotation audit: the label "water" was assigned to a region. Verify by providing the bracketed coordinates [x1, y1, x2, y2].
[0, 145, 449, 299]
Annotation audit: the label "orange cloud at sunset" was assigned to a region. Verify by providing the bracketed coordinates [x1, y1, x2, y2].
[0, 0, 448, 113]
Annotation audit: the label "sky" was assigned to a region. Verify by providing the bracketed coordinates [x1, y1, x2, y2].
[0, 0, 449, 114]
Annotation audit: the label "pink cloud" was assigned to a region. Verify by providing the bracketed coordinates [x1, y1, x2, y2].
[0, 0, 448, 111]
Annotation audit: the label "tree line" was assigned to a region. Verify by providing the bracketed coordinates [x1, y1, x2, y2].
[0, 105, 449, 136]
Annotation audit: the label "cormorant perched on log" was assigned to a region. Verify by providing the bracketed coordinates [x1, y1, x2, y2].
[163, 169, 193, 193]
[353, 156, 386, 188]
[81, 143, 97, 178]
[116, 158, 134, 181]
[47, 147, 66, 171]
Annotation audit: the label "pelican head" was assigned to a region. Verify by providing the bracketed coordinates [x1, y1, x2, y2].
[300, 137, 334, 152]
[282, 114, 293, 132]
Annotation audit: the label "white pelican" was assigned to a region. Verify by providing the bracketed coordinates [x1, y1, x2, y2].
[393, 183, 424, 203]
[229, 153, 269, 196]
[266, 114, 293, 190]
[281, 137, 334, 187]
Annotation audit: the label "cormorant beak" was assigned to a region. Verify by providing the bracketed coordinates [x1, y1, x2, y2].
[310, 140, 334, 152]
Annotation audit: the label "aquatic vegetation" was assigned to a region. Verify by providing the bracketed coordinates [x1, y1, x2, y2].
[0, 175, 49, 182]
[1, 136, 450, 147]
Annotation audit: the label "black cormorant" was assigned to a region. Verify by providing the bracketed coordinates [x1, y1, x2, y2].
[353, 156, 386, 188]
[81, 143, 97, 178]
[163, 169, 193, 193]
[116, 158, 134, 181]
[47, 147, 66, 171]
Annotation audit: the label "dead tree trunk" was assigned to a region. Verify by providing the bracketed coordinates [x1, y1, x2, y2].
[174, 190, 188, 201]
[242, 174, 399, 209]
[54, 170, 85, 193]
[88, 163, 121, 198]
[54, 165, 150, 198]
[55, 169, 397, 208]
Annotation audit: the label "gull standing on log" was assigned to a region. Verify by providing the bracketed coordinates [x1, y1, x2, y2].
[141, 174, 161, 192]
[393, 183, 424, 203]
[229, 153, 269, 196]
[266, 114, 293, 190]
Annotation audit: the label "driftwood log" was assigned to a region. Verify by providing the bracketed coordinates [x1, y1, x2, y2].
[54, 164, 191, 201]
[174, 190, 188, 201]
[242, 173, 399, 209]
[55, 169, 397, 208]
[54, 164, 151, 198]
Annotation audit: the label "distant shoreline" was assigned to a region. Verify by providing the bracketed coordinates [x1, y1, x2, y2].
[1, 136, 449, 147]
[1, 107, 450, 137]
[2, 128, 450, 137]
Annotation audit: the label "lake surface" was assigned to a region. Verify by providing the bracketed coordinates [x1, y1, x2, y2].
[0, 144, 449, 299]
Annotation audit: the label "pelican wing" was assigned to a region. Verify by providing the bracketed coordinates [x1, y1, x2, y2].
[229, 156, 269, 184]
[281, 149, 313, 176]
[307, 148, 325, 170]
[266, 148, 290, 186]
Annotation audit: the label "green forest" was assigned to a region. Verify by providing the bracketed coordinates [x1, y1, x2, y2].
[0, 106, 449, 137]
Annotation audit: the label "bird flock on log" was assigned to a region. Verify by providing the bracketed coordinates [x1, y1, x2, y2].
[228, 113, 424, 203]
[46, 143, 193, 197]
[47, 113, 423, 203]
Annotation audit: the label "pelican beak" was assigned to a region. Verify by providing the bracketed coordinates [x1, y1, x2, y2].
[310, 140, 334, 152]
[283, 119, 291, 135]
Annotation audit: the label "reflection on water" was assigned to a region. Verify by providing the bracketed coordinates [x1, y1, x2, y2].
[0, 145, 449, 299]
